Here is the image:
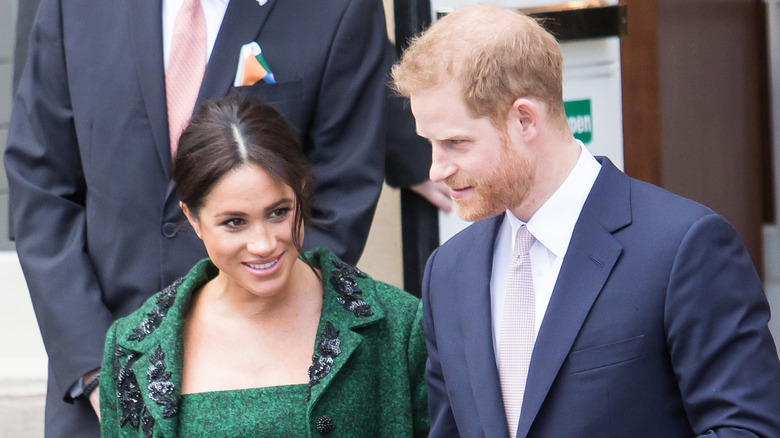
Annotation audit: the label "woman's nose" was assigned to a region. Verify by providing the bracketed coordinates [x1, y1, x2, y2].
[246, 226, 275, 254]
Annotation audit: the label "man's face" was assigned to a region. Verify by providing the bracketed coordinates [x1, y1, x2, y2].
[410, 80, 535, 222]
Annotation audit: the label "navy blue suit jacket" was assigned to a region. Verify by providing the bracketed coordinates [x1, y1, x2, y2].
[4, 0, 388, 435]
[423, 158, 780, 437]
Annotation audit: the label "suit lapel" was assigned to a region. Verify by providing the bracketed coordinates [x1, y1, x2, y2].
[159, 0, 276, 204]
[515, 158, 631, 437]
[197, 0, 278, 103]
[128, 0, 277, 182]
[457, 217, 511, 438]
[127, 0, 170, 174]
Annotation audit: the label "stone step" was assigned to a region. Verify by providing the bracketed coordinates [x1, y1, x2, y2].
[0, 380, 45, 438]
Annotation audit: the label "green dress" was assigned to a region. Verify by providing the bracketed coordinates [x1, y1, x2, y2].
[99, 248, 429, 437]
[177, 384, 308, 437]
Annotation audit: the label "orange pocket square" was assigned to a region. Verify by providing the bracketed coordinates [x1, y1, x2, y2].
[234, 42, 276, 86]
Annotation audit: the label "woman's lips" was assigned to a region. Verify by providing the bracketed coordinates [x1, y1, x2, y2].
[243, 253, 283, 275]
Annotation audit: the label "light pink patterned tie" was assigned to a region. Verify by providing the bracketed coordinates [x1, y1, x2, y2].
[166, 0, 206, 158]
[499, 225, 536, 438]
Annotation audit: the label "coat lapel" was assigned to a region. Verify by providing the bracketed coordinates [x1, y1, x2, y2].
[112, 265, 206, 438]
[457, 216, 511, 438]
[114, 332, 182, 437]
[306, 252, 385, 408]
[124, 339, 183, 438]
[306, 314, 382, 407]
[515, 158, 631, 437]
[197, 0, 278, 103]
[127, 0, 170, 174]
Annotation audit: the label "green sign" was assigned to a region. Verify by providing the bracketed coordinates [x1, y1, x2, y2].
[564, 99, 593, 144]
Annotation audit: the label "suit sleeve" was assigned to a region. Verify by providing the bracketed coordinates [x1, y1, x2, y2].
[423, 248, 462, 437]
[664, 214, 780, 437]
[300, 0, 391, 265]
[4, 0, 114, 399]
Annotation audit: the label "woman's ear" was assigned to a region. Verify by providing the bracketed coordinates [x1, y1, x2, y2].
[508, 98, 539, 141]
[180, 201, 202, 239]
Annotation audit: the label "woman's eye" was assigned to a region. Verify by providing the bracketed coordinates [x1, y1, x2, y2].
[223, 218, 246, 228]
[269, 208, 291, 220]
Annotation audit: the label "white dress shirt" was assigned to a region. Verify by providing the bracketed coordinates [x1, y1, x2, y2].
[163, 0, 230, 69]
[491, 142, 602, 363]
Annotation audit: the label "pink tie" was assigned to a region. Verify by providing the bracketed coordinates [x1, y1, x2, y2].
[166, 0, 206, 158]
[499, 225, 536, 438]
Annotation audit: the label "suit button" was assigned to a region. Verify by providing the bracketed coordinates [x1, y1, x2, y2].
[315, 415, 335, 435]
[161, 222, 177, 238]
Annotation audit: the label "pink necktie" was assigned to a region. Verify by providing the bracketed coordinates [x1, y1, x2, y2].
[166, 0, 206, 158]
[499, 225, 536, 438]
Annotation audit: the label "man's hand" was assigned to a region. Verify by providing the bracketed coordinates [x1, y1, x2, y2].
[410, 180, 453, 213]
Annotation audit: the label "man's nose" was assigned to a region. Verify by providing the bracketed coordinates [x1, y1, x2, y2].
[429, 147, 456, 183]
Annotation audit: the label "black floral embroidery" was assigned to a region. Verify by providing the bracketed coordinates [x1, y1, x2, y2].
[329, 261, 372, 317]
[332, 261, 367, 280]
[147, 345, 178, 418]
[307, 321, 341, 401]
[141, 409, 155, 438]
[116, 350, 146, 430]
[128, 277, 184, 342]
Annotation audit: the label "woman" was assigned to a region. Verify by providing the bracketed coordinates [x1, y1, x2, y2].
[98, 95, 428, 436]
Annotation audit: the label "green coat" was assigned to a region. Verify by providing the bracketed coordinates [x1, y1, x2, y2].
[99, 248, 429, 437]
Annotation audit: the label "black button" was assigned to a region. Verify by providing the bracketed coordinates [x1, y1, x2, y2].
[161, 222, 177, 238]
[315, 415, 334, 435]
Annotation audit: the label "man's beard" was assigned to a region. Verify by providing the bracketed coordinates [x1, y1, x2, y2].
[446, 140, 535, 222]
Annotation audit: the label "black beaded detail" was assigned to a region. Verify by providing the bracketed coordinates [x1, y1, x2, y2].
[316, 415, 335, 435]
[307, 321, 341, 401]
[147, 346, 178, 418]
[127, 277, 184, 342]
[141, 409, 155, 438]
[116, 352, 145, 430]
[329, 261, 373, 317]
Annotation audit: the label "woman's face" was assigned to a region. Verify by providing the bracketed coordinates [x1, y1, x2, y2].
[183, 163, 302, 300]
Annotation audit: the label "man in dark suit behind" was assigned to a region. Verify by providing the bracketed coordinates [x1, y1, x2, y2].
[392, 4, 780, 437]
[4, 0, 389, 435]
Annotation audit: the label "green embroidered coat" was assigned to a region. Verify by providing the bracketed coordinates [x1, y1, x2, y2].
[99, 248, 429, 437]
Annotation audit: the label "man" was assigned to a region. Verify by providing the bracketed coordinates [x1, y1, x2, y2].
[392, 4, 780, 437]
[4, 0, 389, 435]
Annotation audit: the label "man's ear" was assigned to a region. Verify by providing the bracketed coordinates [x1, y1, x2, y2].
[508, 98, 539, 141]
[180, 201, 202, 239]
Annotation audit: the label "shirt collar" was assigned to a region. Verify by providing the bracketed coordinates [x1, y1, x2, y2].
[506, 141, 601, 259]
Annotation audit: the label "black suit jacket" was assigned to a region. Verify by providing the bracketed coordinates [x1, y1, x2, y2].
[423, 158, 780, 437]
[4, 0, 389, 434]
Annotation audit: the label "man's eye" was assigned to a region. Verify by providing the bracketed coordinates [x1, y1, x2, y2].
[444, 139, 466, 147]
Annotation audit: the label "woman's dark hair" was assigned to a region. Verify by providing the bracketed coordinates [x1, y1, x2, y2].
[173, 94, 315, 259]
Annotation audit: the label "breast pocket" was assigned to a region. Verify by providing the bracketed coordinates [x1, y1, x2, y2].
[568, 335, 646, 374]
[230, 79, 303, 122]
